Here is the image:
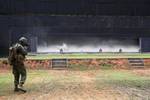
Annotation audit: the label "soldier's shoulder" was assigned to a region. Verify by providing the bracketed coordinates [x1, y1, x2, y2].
[9, 46, 13, 50]
[9, 44, 16, 49]
[14, 43, 21, 47]
[13, 43, 23, 49]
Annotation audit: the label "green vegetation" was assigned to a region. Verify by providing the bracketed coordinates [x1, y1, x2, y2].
[96, 70, 150, 89]
[0, 70, 150, 99]
[100, 63, 113, 70]
[68, 63, 113, 70]
[0, 70, 54, 96]
[68, 64, 97, 71]
[0, 72, 13, 96]
[1, 53, 150, 60]
[26, 53, 150, 60]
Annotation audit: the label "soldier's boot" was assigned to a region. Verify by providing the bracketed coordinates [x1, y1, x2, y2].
[19, 82, 23, 88]
[18, 82, 27, 93]
[18, 88, 27, 93]
[14, 84, 19, 92]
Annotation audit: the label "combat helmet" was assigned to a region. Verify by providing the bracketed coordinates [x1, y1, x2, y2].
[19, 37, 29, 46]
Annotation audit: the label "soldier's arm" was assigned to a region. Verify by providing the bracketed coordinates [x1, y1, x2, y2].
[17, 45, 28, 56]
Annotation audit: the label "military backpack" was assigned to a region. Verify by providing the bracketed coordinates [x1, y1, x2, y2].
[8, 46, 17, 65]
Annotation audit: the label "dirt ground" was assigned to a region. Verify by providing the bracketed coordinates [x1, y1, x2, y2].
[0, 69, 150, 100]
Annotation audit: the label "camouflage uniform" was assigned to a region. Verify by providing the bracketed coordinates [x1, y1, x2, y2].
[13, 43, 27, 87]
[11, 37, 28, 92]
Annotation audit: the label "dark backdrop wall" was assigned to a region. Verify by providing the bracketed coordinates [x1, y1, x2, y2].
[0, 0, 150, 55]
[1, 15, 150, 55]
[0, 0, 150, 16]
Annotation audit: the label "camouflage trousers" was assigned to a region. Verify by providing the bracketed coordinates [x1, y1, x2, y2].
[12, 63, 27, 86]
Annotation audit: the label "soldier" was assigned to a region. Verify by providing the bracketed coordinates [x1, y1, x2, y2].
[119, 48, 122, 53]
[99, 48, 102, 53]
[8, 37, 29, 92]
[60, 48, 63, 54]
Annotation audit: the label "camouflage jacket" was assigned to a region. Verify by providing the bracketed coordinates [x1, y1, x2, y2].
[13, 43, 28, 64]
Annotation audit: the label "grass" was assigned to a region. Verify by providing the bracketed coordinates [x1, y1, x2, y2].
[26, 53, 150, 60]
[1, 53, 150, 60]
[0, 69, 150, 99]
[68, 64, 97, 71]
[0, 71, 13, 96]
[96, 70, 150, 89]
[68, 63, 113, 70]
[0, 70, 54, 96]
